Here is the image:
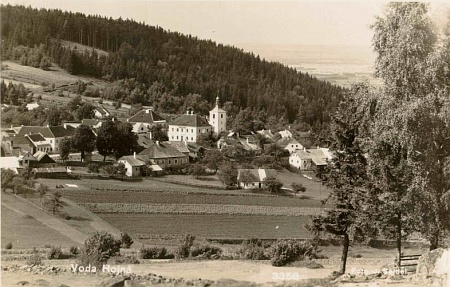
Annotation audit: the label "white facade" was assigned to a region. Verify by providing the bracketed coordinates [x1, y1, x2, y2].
[209, 96, 227, 135]
[168, 110, 212, 143]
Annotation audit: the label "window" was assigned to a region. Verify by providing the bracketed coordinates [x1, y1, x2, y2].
[50, 140, 52, 143]
[191, 137, 193, 141]
[172, 136, 174, 139]
[177, 128, 179, 132]
[172, 128, 174, 131]
[213, 114, 215, 119]
[169, 160, 171, 164]
[175, 159, 178, 164]
[221, 114, 223, 118]
[177, 136, 179, 140]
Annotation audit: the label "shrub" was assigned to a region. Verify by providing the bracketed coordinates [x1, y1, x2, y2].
[238, 238, 270, 260]
[270, 240, 318, 267]
[109, 255, 140, 264]
[140, 246, 173, 259]
[69, 246, 79, 256]
[5, 242, 12, 249]
[87, 163, 100, 173]
[27, 248, 42, 266]
[265, 176, 283, 193]
[190, 245, 222, 259]
[175, 234, 195, 259]
[78, 231, 121, 268]
[291, 182, 306, 193]
[47, 246, 63, 259]
[120, 233, 134, 248]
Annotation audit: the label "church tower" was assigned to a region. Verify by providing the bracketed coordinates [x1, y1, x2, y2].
[209, 96, 227, 135]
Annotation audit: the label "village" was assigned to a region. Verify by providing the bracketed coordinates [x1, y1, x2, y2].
[1, 92, 333, 190]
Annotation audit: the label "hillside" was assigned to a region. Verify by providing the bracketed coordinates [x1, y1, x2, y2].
[1, 4, 345, 136]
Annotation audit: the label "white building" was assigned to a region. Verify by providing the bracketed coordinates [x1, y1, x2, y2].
[289, 147, 333, 170]
[209, 96, 227, 135]
[168, 108, 212, 143]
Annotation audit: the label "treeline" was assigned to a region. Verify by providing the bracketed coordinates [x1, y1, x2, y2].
[1, 5, 345, 136]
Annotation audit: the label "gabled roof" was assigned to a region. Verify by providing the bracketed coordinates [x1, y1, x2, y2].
[277, 137, 301, 148]
[257, 129, 274, 140]
[169, 114, 211, 127]
[119, 155, 146, 167]
[17, 126, 53, 138]
[138, 142, 187, 159]
[137, 134, 154, 149]
[27, 133, 47, 142]
[292, 148, 331, 166]
[6, 136, 33, 145]
[33, 151, 55, 163]
[49, 126, 74, 138]
[95, 105, 110, 116]
[237, 168, 277, 182]
[20, 151, 37, 161]
[81, 119, 102, 127]
[166, 141, 190, 154]
[278, 130, 293, 138]
[128, 109, 166, 124]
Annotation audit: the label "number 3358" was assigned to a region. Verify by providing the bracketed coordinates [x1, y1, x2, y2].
[271, 272, 299, 280]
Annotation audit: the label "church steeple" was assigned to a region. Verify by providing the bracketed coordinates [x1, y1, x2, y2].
[215, 96, 220, 108]
[209, 96, 227, 135]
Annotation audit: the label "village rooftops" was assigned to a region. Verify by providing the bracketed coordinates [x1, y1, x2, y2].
[237, 168, 277, 182]
[138, 141, 187, 159]
[16, 125, 74, 138]
[128, 109, 166, 124]
[119, 155, 146, 167]
[169, 112, 211, 127]
[293, 148, 332, 166]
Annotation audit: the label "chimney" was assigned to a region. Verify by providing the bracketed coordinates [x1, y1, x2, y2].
[133, 152, 136, 159]
[145, 109, 150, 114]
[246, 137, 249, 144]
[156, 141, 160, 146]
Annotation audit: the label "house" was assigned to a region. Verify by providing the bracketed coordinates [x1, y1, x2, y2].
[277, 137, 304, 154]
[168, 108, 212, 143]
[26, 102, 40, 110]
[2, 135, 35, 155]
[278, 129, 293, 139]
[33, 151, 56, 166]
[81, 119, 103, 129]
[94, 105, 111, 119]
[16, 125, 74, 153]
[19, 151, 37, 167]
[138, 141, 189, 169]
[118, 154, 147, 177]
[127, 108, 167, 126]
[208, 96, 227, 135]
[289, 147, 333, 170]
[237, 168, 277, 189]
[257, 129, 275, 140]
[166, 141, 204, 161]
[27, 134, 52, 153]
[32, 167, 68, 178]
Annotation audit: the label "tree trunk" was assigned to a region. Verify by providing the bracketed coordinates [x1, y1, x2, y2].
[103, 155, 106, 162]
[340, 233, 350, 274]
[396, 211, 402, 268]
[80, 150, 85, 162]
[429, 230, 439, 251]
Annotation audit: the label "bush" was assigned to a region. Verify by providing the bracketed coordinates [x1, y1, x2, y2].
[5, 242, 12, 249]
[270, 240, 318, 267]
[190, 245, 222, 259]
[78, 231, 121, 268]
[69, 246, 79, 256]
[87, 163, 100, 173]
[238, 238, 270, 260]
[291, 182, 306, 193]
[140, 246, 174, 259]
[47, 246, 63, 259]
[120, 233, 134, 248]
[175, 234, 195, 259]
[27, 248, 42, 266]
[109, 255, 140, 264]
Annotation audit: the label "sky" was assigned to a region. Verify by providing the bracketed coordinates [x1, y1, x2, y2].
[3, 1, 449, 51]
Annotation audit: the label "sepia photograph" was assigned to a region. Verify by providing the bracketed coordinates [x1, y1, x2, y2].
[0, 1, 449, 286]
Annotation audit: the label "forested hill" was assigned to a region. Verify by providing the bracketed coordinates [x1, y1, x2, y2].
[1, 5, 345, 134]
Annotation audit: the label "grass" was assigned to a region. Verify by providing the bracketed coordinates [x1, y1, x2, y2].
[98, 214, 312, 244]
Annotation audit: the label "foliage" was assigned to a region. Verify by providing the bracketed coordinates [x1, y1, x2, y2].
[238, 238, 270, 260]
[5, 242, 12, 249]
[270, 240, 318, 267]
[197, 132, 217, 148]
[291, 182, 306, 193]
[200, 149, 223, 174]
[44, 191, 64, 215]
[265, 176, 283, 193]
[58, 137, 72, 162]
[120, 232, 134, 248]
[37, 183, 49, 201]
[71, 124, 96, 162]
[1, 5, 345, 138]
[140, 246, 173, 259]
[188, 163, 206, 179]
[76, 102, 95, 120]
[101, 163, 127, 178]
[47, 246, 63, 259]
[78, 231, 121, 268]
[218, 161, 238, 187]
[175, 234, 195, 259]
[189, 245, 222, 259]
[27, 248, 43, 266]
[87, 163, 100, 173]
[69, 246, 79, 256]
[149, 124, 168, 142]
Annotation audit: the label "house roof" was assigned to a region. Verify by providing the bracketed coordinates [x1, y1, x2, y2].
[32, 167, 67, 173]
[6, 136, 33, 145]
[33, 151, 55, 163]
[257, 129, 274, 139]
[20, 151, 37, 161]
[128, 109, 166, 124]
[292, 148, 331, 166]
[95, 105, 110, 116]
[81, 119, 102, 127]
[137, 134, 154, 149]
[138, 141, 187, 159]
[27, 133, 47, 142]
[277, 137, 301, 148]
[119, 155, 146, 166]
[26, 102, 40, 110]
[237, 168, 277, 182]
[278, 130, 293, 138]
[49, 126, 74, 138]
[166, 141, 190, 154]
[17, 126, 53, 138]
[169, 114, 211, 127]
